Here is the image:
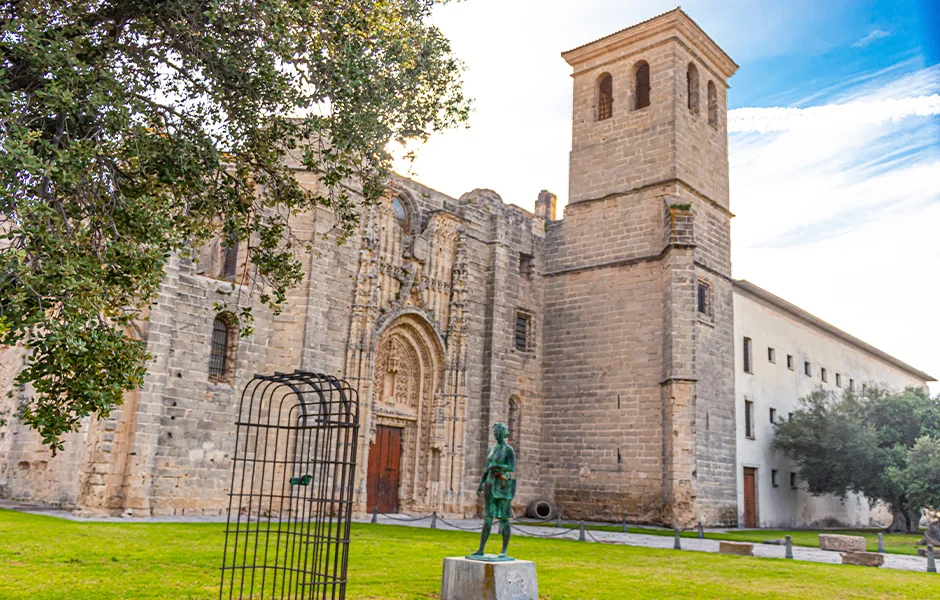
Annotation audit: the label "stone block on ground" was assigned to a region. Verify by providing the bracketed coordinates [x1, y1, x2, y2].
[840, 551, 884, 567]
[719, 541, 754, 556]
[819, 534, 866, 553]
[442, 557, 538, 600]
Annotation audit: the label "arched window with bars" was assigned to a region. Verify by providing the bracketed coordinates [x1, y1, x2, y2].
[597, 73, 613, 121]
[687, 63, 699, 114]
[707, 80, 718, 127]
[209, 314, 235, 383]
[634, 61, 650, 110]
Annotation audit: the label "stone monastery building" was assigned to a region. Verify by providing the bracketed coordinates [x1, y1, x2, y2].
[0, 9, 933, 528]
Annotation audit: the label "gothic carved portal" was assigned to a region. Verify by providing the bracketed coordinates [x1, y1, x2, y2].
[348, 186, 469, 515]
[370, 314, 446, 513]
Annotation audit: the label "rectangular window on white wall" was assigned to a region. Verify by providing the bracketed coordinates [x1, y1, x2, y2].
[772, 469, 779, 487]
[820, 367, 828, 383]
[768, 347, 776, 363]
[743, 337, 753, 374]
[790, 472, 798, 488]
[787, 354, 794, 370]
[745, 400, 755, 439]
[836, 373, 842, 388]
[770, 407, 777, 423]
[804, 361, 812, 377]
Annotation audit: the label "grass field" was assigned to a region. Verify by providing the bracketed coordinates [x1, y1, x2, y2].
[1, 509, 937, 599]
[531, 522, 926, 556]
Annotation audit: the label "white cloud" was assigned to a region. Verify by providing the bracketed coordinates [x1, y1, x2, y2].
[729, 95, 940, 133]
[729, 65, 940, 392]
[389, 2, 940, 392]
[853, 29, 891, 48]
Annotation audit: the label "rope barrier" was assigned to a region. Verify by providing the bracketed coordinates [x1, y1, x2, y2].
[376, 512, 434, 522]
[585, 529, 605, 543]
[371, 509, 642, 543]
[510, 524, 581, 538]
[437, 517, 485, 532]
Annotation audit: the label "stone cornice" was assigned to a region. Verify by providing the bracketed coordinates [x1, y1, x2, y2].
[562, 8, 738, 81]
[566, 178, 734, 218]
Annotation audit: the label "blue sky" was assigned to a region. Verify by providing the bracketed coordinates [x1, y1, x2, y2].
[392, 1, 940, 391]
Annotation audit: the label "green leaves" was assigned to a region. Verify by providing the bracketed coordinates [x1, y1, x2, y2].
[774, 387, 940, 518]
[902, 436, 940, 513]
[1, 0, 469, 449]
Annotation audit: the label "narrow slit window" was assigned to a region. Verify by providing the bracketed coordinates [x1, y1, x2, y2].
[772, 469, 779, 487]
[634, 62, 650, 110]
[787, 354, 794, 370]
[514, 311, 531, 352]
[209, 315, 234, 383]
[222, 239, 239, 279]
[769, 408, 777, 423]
[790, 472, 798, 488]
[508, 397, 519, 442]
[697, 279, 712, 317]
[836, 373, 842, 388]
[821, 367, 828, 383]
[519, 253, 534, 279]
[804, 361, 812, 377]
[768, 347, 776, 363]
[598, 74, 613, 121]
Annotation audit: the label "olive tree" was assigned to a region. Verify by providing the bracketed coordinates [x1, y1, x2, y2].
[774, 387, 940, 534]
[0, 0, 470, 451]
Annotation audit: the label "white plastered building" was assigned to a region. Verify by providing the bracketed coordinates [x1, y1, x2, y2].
[733, 280, 935, 528]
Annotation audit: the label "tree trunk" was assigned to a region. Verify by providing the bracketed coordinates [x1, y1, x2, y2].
[924, 521, 940, 546]
[886, 510, 908, 533]
[907, 509, 922, 534]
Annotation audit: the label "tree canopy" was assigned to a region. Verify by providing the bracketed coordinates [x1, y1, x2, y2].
[0, 0, 470, 451]
[773, 386, 940, 533]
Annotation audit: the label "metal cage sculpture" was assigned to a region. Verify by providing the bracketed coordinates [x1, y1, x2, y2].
[220, 371, 360, 600]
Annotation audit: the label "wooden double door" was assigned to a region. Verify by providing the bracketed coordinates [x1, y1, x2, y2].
[367, 425, 402, 513]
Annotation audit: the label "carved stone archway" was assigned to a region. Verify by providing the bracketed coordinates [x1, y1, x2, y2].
[368, 313, 446, 513]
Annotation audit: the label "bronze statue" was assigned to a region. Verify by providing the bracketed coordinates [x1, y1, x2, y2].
[468, 422, 516, 561]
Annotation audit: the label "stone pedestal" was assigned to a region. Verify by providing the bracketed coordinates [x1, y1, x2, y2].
[441, 557, 538, 600]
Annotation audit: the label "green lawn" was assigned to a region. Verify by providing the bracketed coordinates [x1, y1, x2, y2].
[1, 509, 937, 599]
[530, 521, 925, 556]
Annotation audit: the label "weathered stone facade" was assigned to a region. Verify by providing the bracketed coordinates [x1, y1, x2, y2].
[0, 9, 743, 526]
[540, 9, 738, 527]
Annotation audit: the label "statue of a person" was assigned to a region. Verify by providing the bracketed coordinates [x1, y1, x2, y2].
[469, 422, 516, 559]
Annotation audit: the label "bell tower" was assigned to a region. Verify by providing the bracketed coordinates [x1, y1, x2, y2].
[541, 9, 740, 527]
[564, 7, 736, 207]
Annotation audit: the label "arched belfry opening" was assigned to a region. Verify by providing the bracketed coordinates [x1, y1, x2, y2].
[707, 80, 718, 127]
[687, 62, 700, 114]
[597, 73, 613, 121]
[634, 61, 651, 109]
[367, 313, 449, 513]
